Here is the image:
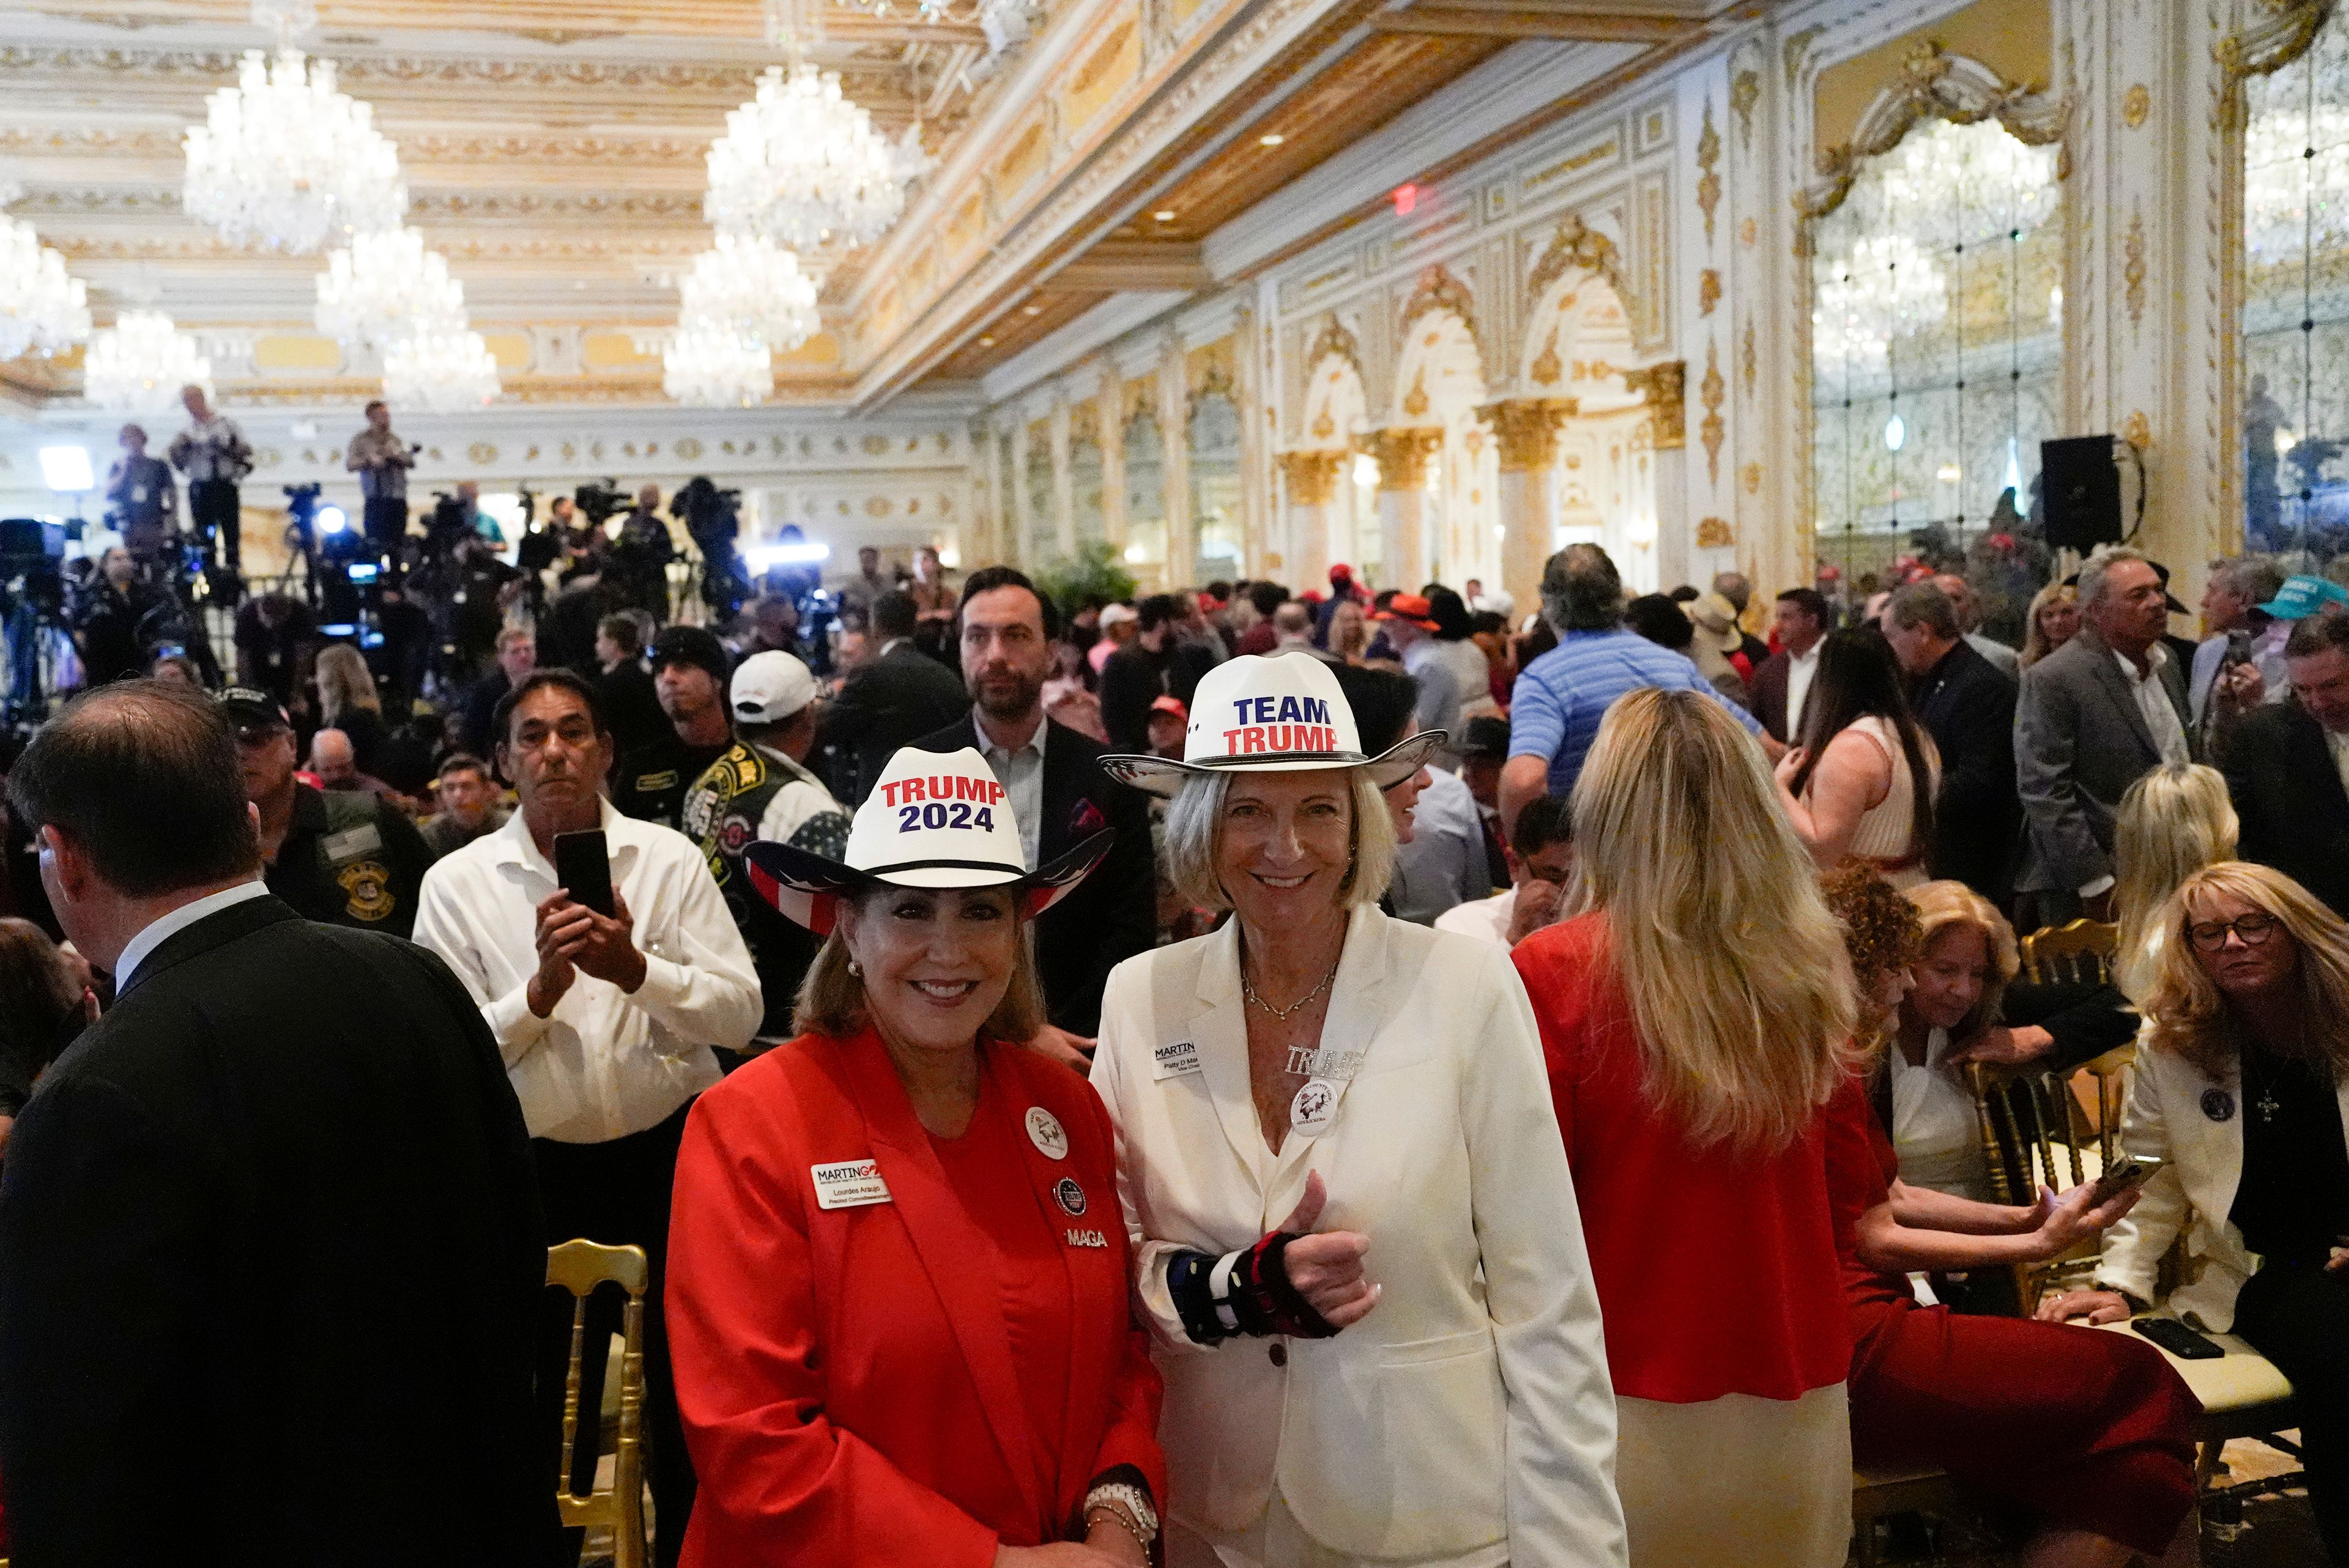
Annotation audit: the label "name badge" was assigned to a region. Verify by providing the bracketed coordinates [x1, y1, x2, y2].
[1152, 1039, 1203, 1080]
[811, 1159, 892, 1210]
[131, 485, 149, 503]
[1290, 1078, 1341, 1139]
[322, 824, 383, 860]
[1284, 1046, 1363, 1079]
[1064, 1227, 1109, 1248]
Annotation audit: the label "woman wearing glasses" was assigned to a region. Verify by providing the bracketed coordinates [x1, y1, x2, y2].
[2045, 861, 2349, 1561]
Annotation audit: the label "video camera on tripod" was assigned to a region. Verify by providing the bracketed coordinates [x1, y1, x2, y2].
[672, 475, 749, 617]
[573, 479, 631, 528]
[286, 483, 379, 629]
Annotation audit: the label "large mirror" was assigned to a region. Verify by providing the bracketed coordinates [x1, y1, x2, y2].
[1123, 402, 1168, 582]
[1189, 385, 1244, 582]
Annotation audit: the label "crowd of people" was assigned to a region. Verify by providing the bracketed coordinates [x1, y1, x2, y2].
[0, 507, 2345, 1568]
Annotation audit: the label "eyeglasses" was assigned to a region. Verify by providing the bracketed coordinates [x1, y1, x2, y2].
[2187, 911, 2280, 952]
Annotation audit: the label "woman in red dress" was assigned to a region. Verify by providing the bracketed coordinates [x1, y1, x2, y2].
[666, 745, 1167, 1568]
[1819, 867, 2201, 1568]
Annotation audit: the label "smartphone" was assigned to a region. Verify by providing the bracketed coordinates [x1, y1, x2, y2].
[2089, 1155, 2163, 1206]
[2132, 1315, 2225, 1361]
[552, 829, 615, 918]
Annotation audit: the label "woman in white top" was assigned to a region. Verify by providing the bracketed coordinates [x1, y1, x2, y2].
[1091, 651, 1625, 1568]
[1882, 881, 2021, 1204]
[1775, 629, 1941, 889]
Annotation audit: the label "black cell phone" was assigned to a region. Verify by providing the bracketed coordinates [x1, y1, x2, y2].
[2089, 1155, 2163, 1205]
[2132, 1315, 2225, 1360]
[552, 829, 615, 918]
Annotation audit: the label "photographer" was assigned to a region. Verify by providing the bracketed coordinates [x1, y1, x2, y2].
[166, 384, 253, 576]
[71, 547, 162, 688]
[103, 424, 178, 571]
[611, 484, 675, 621]
[346, 400, 416, 558]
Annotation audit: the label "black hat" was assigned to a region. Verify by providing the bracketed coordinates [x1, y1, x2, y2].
[650, 624, 732, 689]
[1459, 716, 1511, 760]
[217, 686, 289, 734]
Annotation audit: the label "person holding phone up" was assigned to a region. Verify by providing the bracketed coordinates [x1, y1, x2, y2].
[2044, 860, 2349, 1562]
[414, 667, 760, 1568]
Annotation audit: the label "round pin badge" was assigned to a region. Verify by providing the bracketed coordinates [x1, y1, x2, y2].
[2201, 1087, 2236, 1123]
[1053, 1177, 1087, 1216]
[1025, 1106, 1069, 1160]
[1290, 1078, 1340, 1139]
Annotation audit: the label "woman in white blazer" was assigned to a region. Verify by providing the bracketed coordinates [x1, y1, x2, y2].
[1092, 652, 1625, 1568]
[2043, 862, 2349, 1560]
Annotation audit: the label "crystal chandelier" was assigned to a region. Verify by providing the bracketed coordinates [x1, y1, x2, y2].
[0, 214, 92, 361]
[183, 48, 408, 254]
[84, 311, 213, 412]
[705, 64, 913, 250]
[315, 226, 466, 350]
[2245, 105, 2349, 264]
[382, 329, 500, 412]
[662, 327, 774, 407]
[1813, 234, 1948, 379]
[678, 234, 820, 349]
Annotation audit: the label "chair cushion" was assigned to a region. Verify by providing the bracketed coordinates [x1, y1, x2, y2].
[2091, 1317, 2296, 1426]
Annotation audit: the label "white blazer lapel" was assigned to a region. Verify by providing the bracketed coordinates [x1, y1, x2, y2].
[1187, 919, 1275, 1187]
[1268, 904, 1395, 1190]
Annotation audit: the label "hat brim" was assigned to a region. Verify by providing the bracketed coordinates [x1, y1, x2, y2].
[1099, 728, 1447, 799]
[1373, 613, 1440, 632]
[743, 829, 1113, 933]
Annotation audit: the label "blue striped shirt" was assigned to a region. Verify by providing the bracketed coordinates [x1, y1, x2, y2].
[1507, 627, 1764, 794]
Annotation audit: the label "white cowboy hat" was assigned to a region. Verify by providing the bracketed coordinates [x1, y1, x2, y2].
[745, 745, 1109, 934]
[1099, 651, 1444, 799]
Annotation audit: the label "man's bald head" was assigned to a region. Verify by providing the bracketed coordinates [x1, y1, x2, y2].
[308, 728, 357, 787]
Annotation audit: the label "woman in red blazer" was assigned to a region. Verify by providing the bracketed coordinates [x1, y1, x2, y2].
[667, 746, 1167, 1568]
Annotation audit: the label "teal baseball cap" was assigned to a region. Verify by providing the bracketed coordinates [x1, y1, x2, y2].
[2256, 574, 2349, 620]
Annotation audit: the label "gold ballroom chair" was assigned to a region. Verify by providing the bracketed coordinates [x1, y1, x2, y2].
[547, 1240, 651, 1568]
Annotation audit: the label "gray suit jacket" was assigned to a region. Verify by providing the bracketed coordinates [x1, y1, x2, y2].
[2014, 627, 2194, 892]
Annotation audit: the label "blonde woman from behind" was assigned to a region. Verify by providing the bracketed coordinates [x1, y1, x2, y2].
[1513, 686, 1858, 1568]
[2112, 763, 2239, 1004]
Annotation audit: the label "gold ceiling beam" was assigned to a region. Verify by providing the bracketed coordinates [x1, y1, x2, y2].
[1051, 242, 1213, 291]
[1368, 7, 1698, 41]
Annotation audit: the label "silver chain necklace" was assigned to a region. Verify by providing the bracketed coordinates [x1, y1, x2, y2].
[1242, 956, 1342, 1021]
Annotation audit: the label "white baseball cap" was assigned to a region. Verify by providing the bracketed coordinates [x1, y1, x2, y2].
[1099, 651, 1444, 798]
[730, 650, 819, 723]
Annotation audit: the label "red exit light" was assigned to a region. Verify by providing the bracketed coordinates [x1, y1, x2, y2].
[1393, 183, 1417, 216]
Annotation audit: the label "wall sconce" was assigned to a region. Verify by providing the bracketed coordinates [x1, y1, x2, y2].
[1351, 453, 1379, 489]
[1627, 514, 1659, 547]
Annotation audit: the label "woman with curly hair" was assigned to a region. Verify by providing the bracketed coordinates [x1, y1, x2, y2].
[1820, 867, 2202, 1568]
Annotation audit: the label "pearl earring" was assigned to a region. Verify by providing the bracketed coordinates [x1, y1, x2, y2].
[848, 958, 863, 978]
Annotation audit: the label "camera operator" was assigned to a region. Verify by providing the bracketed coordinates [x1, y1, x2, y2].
[610, 484, 675, 621]
[167, 384, 253, 577]
[103, 424, 179, 572]
[71, 546, 161, 687]
[345, 400, 416, 560]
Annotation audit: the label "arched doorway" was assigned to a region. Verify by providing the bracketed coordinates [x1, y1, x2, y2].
[1389, 286, 1497, 588]
[1521, 261, 1660, 590]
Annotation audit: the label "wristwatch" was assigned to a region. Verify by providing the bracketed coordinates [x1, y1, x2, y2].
[1083, 1481, 1159, 1551]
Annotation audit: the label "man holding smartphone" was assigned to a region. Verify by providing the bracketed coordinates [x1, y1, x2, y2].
[412, 668, 760, 1568]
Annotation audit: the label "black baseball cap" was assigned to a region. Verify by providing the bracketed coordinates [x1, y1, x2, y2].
[650, 624, 732, 688]
[1460, 716, 1511, 759]
[217, 686, 289, 735]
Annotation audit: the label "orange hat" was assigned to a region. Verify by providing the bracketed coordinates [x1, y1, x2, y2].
[1149, 694, 1189, 722]
[1373, 592, 1440, 632]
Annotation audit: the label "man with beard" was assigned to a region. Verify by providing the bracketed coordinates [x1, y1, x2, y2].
[614, 626, 733, 831]
[913, 566, 1154, 1059]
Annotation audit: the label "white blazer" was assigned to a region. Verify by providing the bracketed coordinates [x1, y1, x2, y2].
[1090, 903, 1626, 1566]
[2096, 1023, 2349, 1331]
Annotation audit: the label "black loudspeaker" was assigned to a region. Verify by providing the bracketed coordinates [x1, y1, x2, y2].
[2040, 435, 2123, 550]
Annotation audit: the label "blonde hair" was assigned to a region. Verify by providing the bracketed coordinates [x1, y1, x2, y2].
[793, 886, 1045, 1043]
[1159, 765, 1399, 914]
[2018, 582, 2078, 670]
[2142, 862, 2349, 1081]
[1571, 688, 1858, 1152]
[2113, 763, 2238, 999]
[314, 643, 382, 725]
[1903, 879, 2018, 1039]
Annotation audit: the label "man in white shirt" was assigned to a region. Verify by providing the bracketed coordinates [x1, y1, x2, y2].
[1750, 587, 1829, 743]
[166, 383, 252, 576]
[413, 667, 759, 1568]
[1435, 795, 1575, 948]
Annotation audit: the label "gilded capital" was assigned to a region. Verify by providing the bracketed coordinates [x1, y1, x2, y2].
[1364, 427, 1444, 490]
[1278, 449, 1346, 506]
[1476, 399, 1577, 472]
[1622, 360, 1687, 449]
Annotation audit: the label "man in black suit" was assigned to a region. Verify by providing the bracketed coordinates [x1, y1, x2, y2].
[817, 587, 966, 806]
[915, 566, 1156, 1051]
[1881, 582, 2021, 904]
[0, 681, 551, 1567]
[2221, 610, 2349, 916]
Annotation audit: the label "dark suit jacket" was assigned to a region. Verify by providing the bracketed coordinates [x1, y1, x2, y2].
[915, 711, 1157, 1037]
[1750, 650, 1793, 742]
[0, 896, 554, 1567]
[818, 641, 968, 806]
[2222, 700, 2349, 917]
[1910, 639, 2021, 903]
[2014, 627, 2195, 892]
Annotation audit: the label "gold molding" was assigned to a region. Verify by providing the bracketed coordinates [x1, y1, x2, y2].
[1526, 213, 1627, 307]
[1475, 398, 1578, 470]
[1696, 100, 1722, 243]
[1277, 448, 1345, 504]
[1400, 264, 1477, 338]
[1304, 312, 1362, 378]
[1364, 427, 1443, 489]
[1622, 359, 1687, 449]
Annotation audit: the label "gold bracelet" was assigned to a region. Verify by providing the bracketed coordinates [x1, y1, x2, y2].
[1085, 1503, 1150, 1557]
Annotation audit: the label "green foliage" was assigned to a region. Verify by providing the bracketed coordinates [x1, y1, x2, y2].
[1033, 539, 1137, 617]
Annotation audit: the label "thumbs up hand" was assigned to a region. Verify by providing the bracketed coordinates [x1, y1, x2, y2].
[1274, 1171, 1379, 1329]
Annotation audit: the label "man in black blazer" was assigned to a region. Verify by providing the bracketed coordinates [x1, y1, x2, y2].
[2221, 612, 2349, 917]
[916, 567, 1156, 1046]
[817, 586, 967, 806]
[1748, 586, 1829, 743]
[0, 681, 552, 1567]
[1882, 582, 2021, 904]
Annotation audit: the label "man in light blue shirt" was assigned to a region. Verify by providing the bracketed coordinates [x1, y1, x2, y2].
[1498, 544, 1772, 834]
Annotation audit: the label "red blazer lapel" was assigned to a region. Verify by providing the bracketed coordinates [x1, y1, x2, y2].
[838, 1030, 1048, 1526]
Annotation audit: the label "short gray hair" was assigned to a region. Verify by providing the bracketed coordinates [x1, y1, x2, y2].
[2210, 554, 2287, 607]
[1885, 582, 1960, 640]
[1540, 544, 1624, 632]
[1159, 767, 1400, 913]
[2077, 545, 2154, 610]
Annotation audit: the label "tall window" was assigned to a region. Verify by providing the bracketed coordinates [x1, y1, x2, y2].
[2243, 12, 2349, 568]
[1810, 117, 2063, 582]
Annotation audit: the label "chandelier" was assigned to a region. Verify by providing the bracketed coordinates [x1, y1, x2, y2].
[0, 215, 91, 361]
[2245, 105, 2349, 265]
[183, 47, 408, 254]
[382, 329, 500, 412]
[84, 311, 213, 412]
[315, 226, 466, 350]
[705, 64, 915, 250]
[1813, 234, 1949, 379]
[662, 327, 774, 407]
[678, 233, 820, 349]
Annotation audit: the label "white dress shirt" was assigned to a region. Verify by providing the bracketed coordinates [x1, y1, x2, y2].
[412, 798, 761, 1143]
[2115, 644, 2191, 766]
[2330, 726, 2349, 797]
[974, 710, 1047, 870]
[112, 878, 270, 991]
[1784, 643, 1821, 738]
[1433, 885, 1518, 948]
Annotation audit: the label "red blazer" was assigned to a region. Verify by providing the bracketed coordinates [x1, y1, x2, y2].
[666, 1028, 1166, 1568]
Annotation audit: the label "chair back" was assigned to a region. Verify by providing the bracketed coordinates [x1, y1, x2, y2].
[2019, 919, 2118, 988]
[547, 1240, 650, 1568]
